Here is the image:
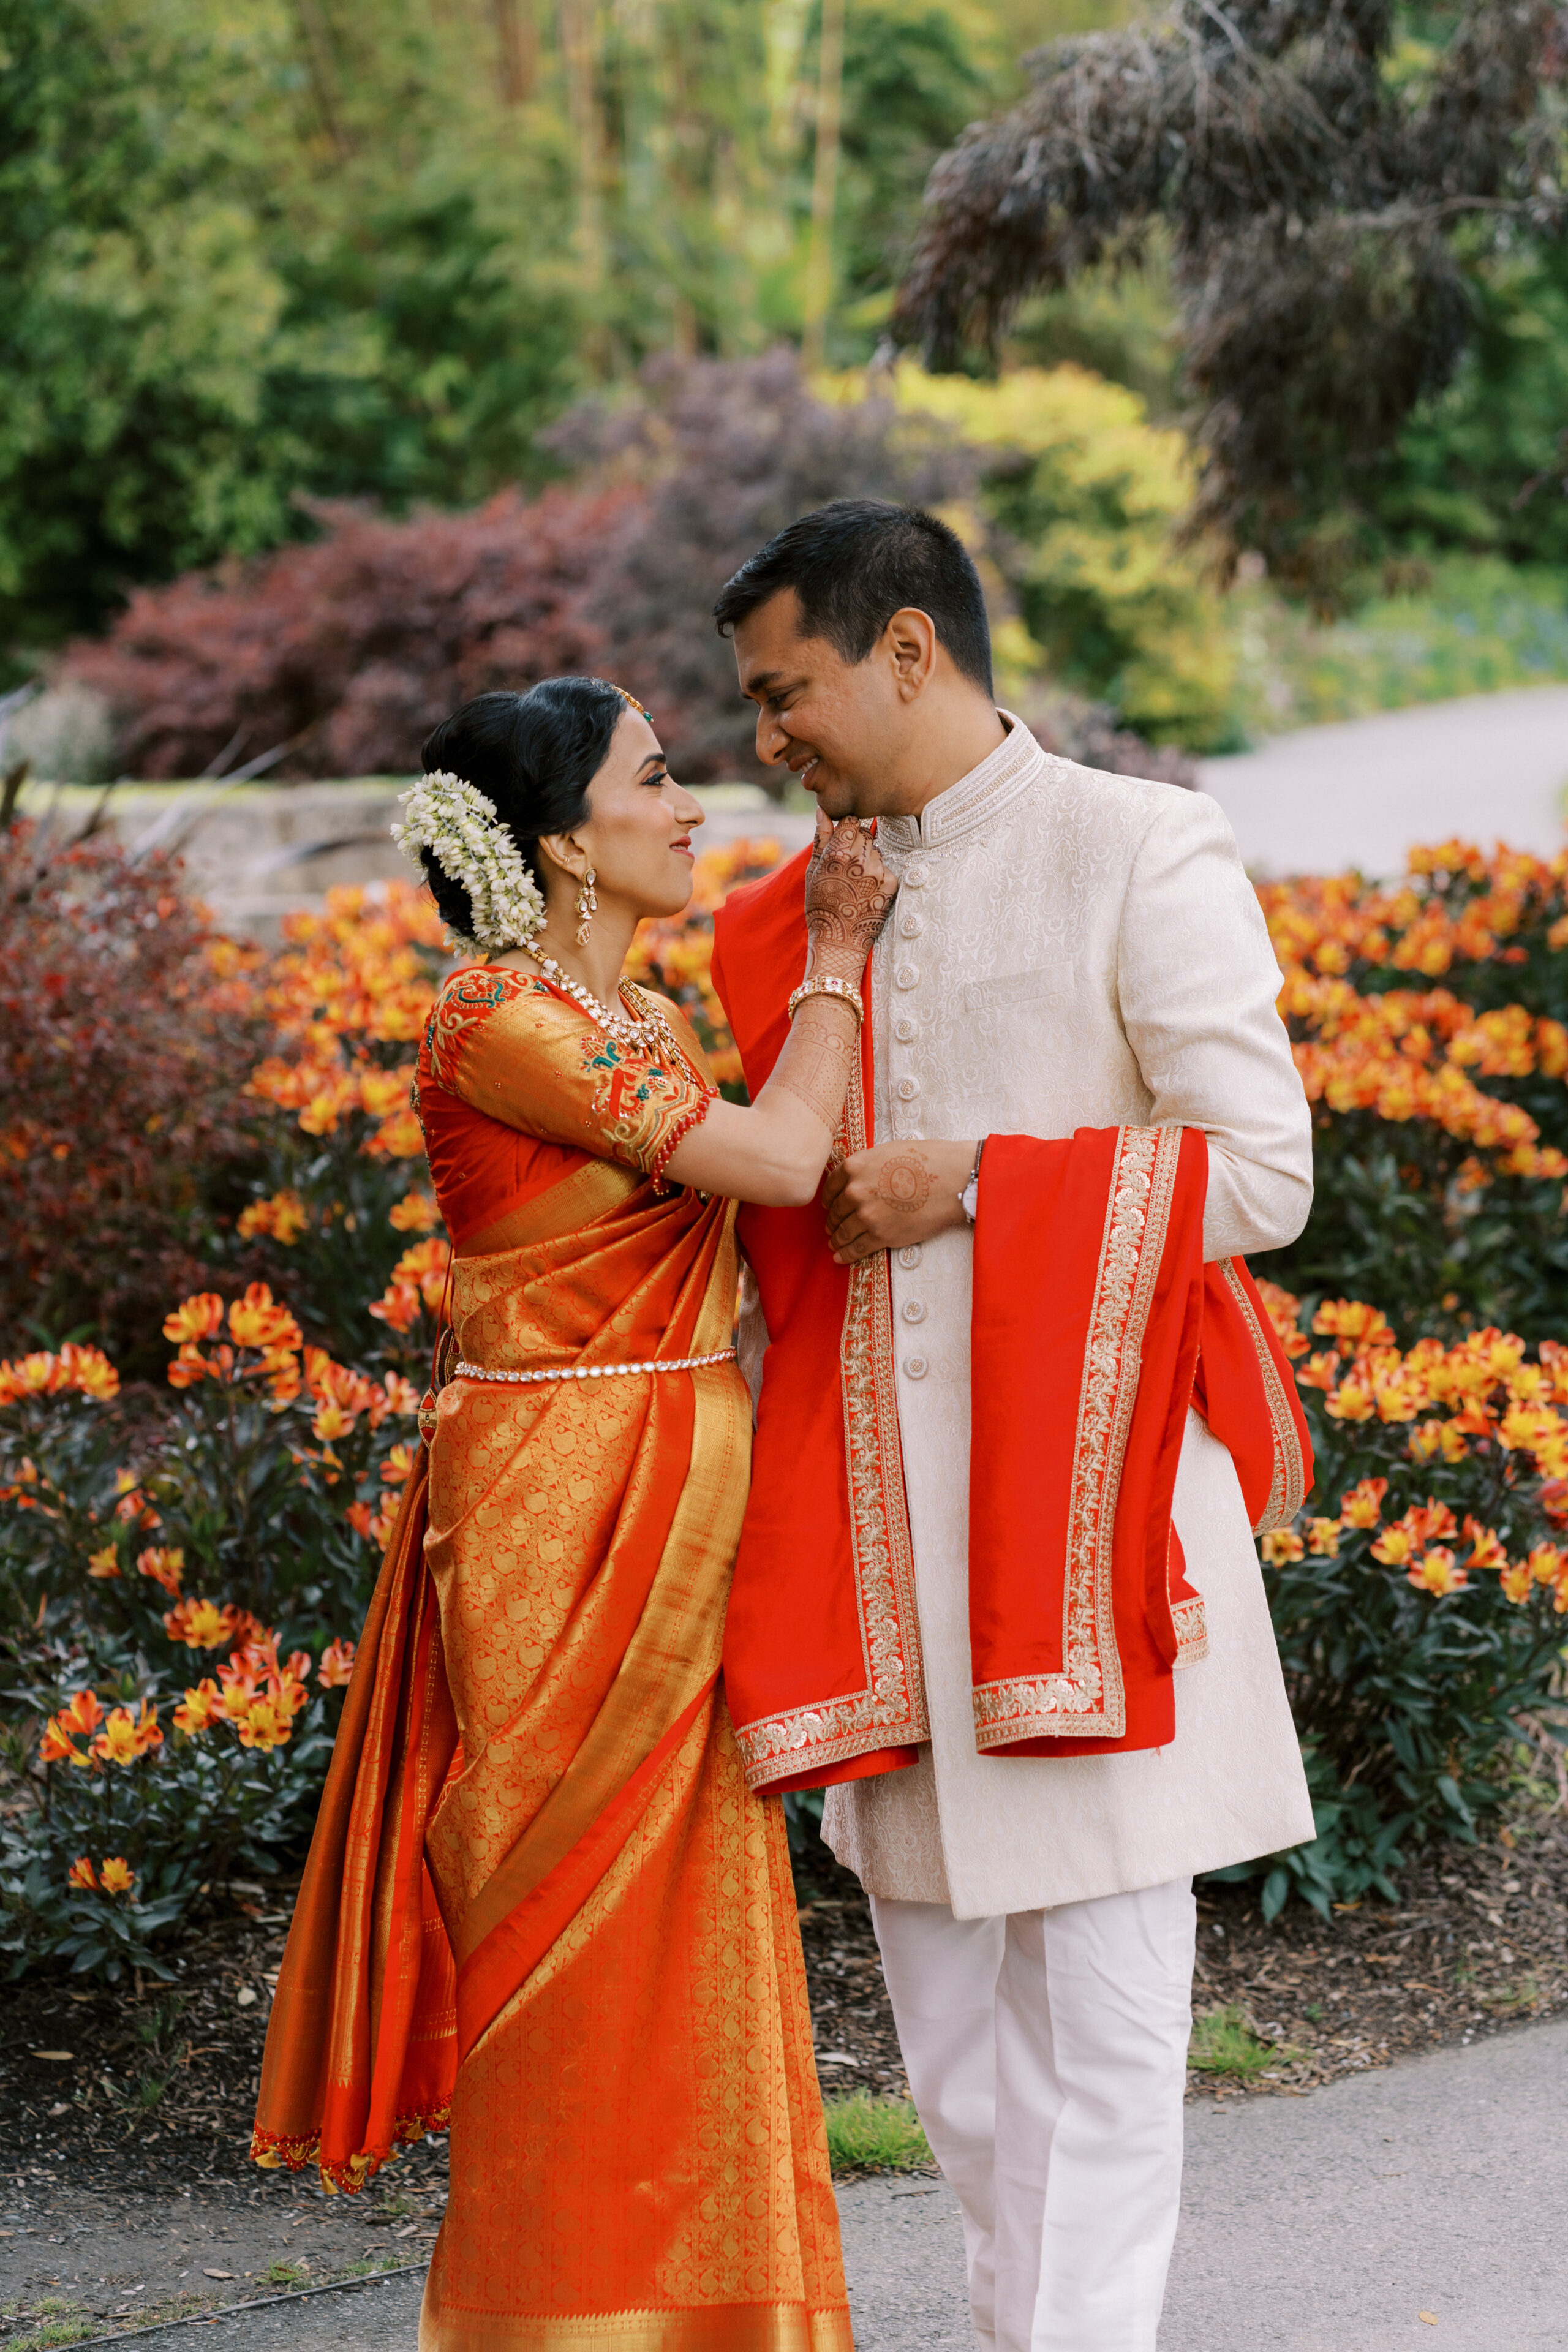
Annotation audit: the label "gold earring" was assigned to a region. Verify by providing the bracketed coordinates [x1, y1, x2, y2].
[575, 865, 597, 948]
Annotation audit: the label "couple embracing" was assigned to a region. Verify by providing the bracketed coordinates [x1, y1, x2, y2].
[252, 499, 1316, 2352]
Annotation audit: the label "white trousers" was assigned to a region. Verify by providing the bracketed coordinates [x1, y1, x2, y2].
[868, 1879, 1196, 2352]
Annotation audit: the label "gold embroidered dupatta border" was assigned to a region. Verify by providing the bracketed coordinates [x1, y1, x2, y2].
[728, 990, 928, 1789]
[971, 1123, 1185, 1746]
[1214, 1256, 1310, 1533]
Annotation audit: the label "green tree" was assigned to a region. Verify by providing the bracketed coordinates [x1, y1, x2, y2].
[0, 0, 582, 647]
[1375, 235, 1568, 570]
[894, 1, 1568, 600]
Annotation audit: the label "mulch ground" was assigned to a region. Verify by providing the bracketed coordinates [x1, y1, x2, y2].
[4, 1813, 1567, 2215]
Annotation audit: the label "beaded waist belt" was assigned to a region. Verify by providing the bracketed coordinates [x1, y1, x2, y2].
[453, 1348, 737, 1387]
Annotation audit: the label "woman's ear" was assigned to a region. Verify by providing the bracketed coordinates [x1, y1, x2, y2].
[535, 832, 589, 886]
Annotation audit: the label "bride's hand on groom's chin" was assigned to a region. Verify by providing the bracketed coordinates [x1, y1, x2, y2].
[823, 1139, 976, 1264]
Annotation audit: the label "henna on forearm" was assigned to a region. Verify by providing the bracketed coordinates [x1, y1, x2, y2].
[767, 1001, 859, 1133]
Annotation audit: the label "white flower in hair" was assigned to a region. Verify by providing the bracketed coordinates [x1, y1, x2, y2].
[391, 770, 546, 957]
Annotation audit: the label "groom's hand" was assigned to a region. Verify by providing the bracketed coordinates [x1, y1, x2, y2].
[824, 1140, 976, 1264]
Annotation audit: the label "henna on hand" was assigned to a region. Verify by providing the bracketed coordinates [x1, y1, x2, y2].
[824, 1139, 976, 1261]
[804, 814, 897, 962]
[873, 1151, 935, 1215]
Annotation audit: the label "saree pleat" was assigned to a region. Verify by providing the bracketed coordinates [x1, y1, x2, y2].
[252, 1451, 461, 2183]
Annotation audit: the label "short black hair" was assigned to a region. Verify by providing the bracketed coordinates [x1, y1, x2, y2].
[418, 679, 628, 944]
[712, 499, 993, 696]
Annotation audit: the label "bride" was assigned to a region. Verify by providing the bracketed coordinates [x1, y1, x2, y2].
[252, 676, 895, 2351]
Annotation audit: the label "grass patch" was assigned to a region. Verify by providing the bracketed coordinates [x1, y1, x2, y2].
[822, 2092, 932, 2175]
[1186, 2003, 1302, 2083]
[5, 2311, 95, 2351]
[262, 2260, 310, 2286]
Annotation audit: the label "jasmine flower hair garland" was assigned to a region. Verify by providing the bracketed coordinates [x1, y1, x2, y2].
[391, 771, 546, 959]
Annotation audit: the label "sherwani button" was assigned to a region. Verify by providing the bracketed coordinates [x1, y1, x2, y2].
[904, 862, 929, 888]
[901, 1300, 927, 1324]
[897, 1245, 922, 1268]
[895, 1076, 921, 1101]
[899, 911, 924, 938]
[902, 1354, 929, 1379]
[894, 963, 920, 990]
[894, 1017, 918, 1043]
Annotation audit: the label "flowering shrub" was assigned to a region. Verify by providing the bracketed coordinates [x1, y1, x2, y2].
[2, 1633, 349, 1982]
[0, 1320, 380, 1977]
[1210, 1283, 1568, 1919]
[0, 821, 266, 1374]
[1256, 842, 1568, 1339]
[225, 880, 449, 1364]
[0, 1293, 418, 1642]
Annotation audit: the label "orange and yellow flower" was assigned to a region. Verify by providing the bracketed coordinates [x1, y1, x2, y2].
[91, 1701, 162, 1764]
[317, 1637, 356, 1688]
[1340, 1477, 1388, 1528]
[137, 1545, 184, 1596]
[174, 1678, 224, 1734]
[1407, 1547, 1468, 1597]
[237, 1189, 309, 1245]
[0, 1343, 119, 1404]
[163, 1293, 225, 1346]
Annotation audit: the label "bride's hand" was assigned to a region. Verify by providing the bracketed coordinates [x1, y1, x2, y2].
[803, 812, 897, 975]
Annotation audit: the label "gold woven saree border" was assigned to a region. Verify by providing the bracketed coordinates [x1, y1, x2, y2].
[734, 1027, 928, 1792]
[418, 2301, 854, 2350]
[972, 1125, 1181, 1747]
[1214, 1256, 1308, 1534]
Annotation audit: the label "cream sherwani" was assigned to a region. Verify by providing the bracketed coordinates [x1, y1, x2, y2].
[821, 718, 1316, 1918]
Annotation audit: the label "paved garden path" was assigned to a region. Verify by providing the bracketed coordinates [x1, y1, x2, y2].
[10, 2010, 1561, 2349]
[1199, 682, 1568, 878]
[842, 2010, 1568, 2350]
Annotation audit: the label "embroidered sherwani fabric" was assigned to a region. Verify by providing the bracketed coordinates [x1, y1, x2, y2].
[818, 724, 1317, 1918]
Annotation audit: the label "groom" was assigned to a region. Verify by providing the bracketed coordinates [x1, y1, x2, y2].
[707, 499, 1316, 2352]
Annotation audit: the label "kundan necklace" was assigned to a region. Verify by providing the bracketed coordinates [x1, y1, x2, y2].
[521, 941, 676, 1060]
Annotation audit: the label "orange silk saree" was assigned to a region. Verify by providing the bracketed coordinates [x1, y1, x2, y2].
[252, 967, 851, 2352]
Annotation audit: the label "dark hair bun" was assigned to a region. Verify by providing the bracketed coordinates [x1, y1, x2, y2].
[418, 680, 630, 948]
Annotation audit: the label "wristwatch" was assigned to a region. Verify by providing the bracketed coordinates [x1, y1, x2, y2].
[959, 1138, 986, 1225]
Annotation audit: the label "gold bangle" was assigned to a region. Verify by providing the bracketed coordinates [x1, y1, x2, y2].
[787, 974, 864, 1025]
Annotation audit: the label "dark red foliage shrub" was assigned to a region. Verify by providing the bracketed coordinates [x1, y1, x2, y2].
[62, 354, 977, 787]
[62, 484, 644, 780]
[0, 821, 266, 1369]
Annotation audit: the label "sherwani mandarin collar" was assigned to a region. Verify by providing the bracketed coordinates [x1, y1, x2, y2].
[876, 710, 1045, 857]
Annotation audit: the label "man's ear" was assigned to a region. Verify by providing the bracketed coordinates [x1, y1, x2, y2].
[884, 607, 938, 699]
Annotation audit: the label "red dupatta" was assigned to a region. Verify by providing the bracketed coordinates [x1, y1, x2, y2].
[712, 852, 1313, 1790]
